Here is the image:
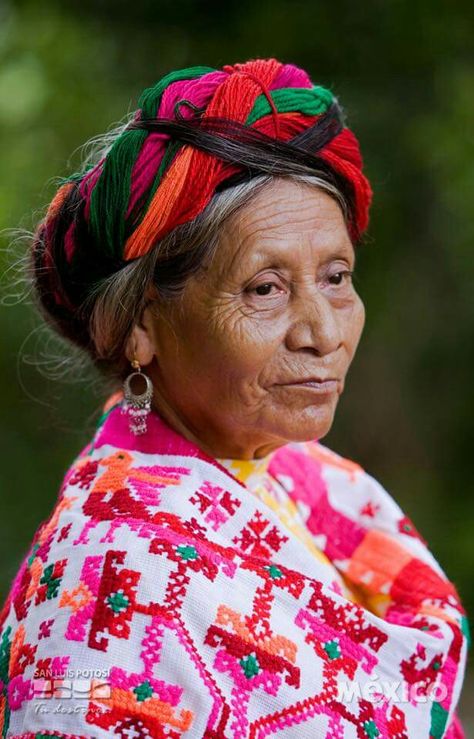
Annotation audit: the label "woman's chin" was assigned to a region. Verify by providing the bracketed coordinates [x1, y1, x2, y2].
[271, 402, 336, 444]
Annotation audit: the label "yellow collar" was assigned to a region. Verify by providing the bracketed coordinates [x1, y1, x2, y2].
[216, 451, 275, 485]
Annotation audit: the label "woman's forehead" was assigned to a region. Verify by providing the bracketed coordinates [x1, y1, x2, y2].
[240, 180, 340, 221]
[231, 182, 349, 240]
[220, 185, 354, 270]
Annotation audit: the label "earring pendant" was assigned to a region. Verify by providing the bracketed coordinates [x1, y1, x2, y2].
[121, 360, 153, 435]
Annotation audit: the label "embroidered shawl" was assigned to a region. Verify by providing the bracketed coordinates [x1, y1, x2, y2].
[214, 453, 365, 607]
[0, 396, 469, 738]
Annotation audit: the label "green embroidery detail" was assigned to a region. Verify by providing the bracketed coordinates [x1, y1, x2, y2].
[0, 626, 12, 735]
[323, 639, 341, 660]
[177, 544, 198, 561]
[39, 563, 62, 599]
[432, 660, 441, 671]
[265, 564, 283, 579]
[363, 719, 380, 738]
[430, 700, 449, 739]
[240, 653, 260, 678]
[460, 614, 471, 649]
[27, 543, 40, 568]
[106, 590, 130, 614]
[133, 679, 154, 702]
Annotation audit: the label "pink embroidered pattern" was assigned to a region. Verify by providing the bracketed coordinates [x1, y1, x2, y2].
[190, 481, 241, 532]
[0, 396, 469, 738]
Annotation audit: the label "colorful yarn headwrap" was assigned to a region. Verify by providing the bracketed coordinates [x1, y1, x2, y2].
[34, 58, 373, 318]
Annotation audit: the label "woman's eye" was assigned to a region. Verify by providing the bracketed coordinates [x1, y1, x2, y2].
[247, 271, 354, 298]
[250, 282, 281, 296]
[328, 270, 354, 286]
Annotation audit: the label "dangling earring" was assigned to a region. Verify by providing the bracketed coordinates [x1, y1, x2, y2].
[121, 356, 154, 435]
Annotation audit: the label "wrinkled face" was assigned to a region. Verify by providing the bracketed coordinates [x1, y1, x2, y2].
[143, 178, 366, 459]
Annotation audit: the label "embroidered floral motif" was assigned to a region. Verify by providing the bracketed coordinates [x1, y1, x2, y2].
[0, 397, 468, 738]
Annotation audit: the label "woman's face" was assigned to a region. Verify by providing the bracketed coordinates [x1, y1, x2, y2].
[139, 178, 366, 459]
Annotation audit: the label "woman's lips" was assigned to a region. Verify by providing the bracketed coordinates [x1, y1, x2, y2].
[275, 379, 339, 394]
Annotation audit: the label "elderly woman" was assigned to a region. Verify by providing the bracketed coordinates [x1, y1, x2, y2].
[0, 59, 469, 738]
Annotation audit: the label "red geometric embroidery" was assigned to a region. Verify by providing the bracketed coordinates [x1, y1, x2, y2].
[232, 510, 289, 559]
[360, 500, 380, 518]
[205, 579, 301, 737]
[35, 559, 68, 605]
[69, 459, 99, 490]
[89, 550, 140, 652]
[57, 522, 73, 542]
[397, 514, 428, 545]
[399, 641, 444, 701]
[38, 618, 54, 640]
[303, 580, 388, 658]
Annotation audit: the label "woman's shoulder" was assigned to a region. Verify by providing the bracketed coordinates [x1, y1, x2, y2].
[269, 436, 377, 502]
[0, 421, 468, 737]
[0, 430, 212, 736]
[269, 436, 431, 550]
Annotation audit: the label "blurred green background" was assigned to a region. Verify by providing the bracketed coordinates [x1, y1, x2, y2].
[0, 0, 473, 726]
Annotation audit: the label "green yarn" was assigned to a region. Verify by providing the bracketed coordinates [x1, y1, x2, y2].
[139, 66, 215, 119]
[133, 679, 154, 702]
[88, 127, 147, 258]
[429, 701, 449, 739]
[323, 639, 341, 660]
[0, 626, 12, 736]
[138, 139, 181, 222]
[89, 66, 215, 256]
[363, 720, 380, 738]
[107, 590, 130, 613]
[240, 653, 260, 678]
[177, 544, 199, 561]
[246, 85, 334, 126]
[460, 614, 471, 649]
[73, 71, 338, 263]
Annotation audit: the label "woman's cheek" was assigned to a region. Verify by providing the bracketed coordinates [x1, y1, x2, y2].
[244, 315, 284, 361]
[354, 296, 366, 342]
[346, 296, 366, 356]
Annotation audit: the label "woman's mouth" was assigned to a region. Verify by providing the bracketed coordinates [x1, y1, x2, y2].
[275, 379, 339, 394]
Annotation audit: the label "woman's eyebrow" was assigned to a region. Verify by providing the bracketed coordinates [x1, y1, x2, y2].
[242, 243, 356, 271]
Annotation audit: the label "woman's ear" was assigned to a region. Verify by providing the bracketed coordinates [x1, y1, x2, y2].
[125, 304, 157, 368]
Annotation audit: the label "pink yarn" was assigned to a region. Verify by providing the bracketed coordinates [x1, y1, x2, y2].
[270, 63, 313, 90]
[80, 162, 103, 221]
[126, 71, 228, 217]
[158, 71, 227, 118]
[64, 220, 76, 264]
[125, 132, 169, 218]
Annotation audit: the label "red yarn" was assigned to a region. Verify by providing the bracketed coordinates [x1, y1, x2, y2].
[123, 62, 372, 259]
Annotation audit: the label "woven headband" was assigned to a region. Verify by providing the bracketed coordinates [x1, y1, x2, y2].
[35, 58, 373, 312]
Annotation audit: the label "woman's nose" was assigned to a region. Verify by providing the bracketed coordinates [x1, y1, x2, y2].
[285, 289, 343, 356]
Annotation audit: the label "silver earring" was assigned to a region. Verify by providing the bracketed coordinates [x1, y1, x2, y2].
[121, 357, 154, 435]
